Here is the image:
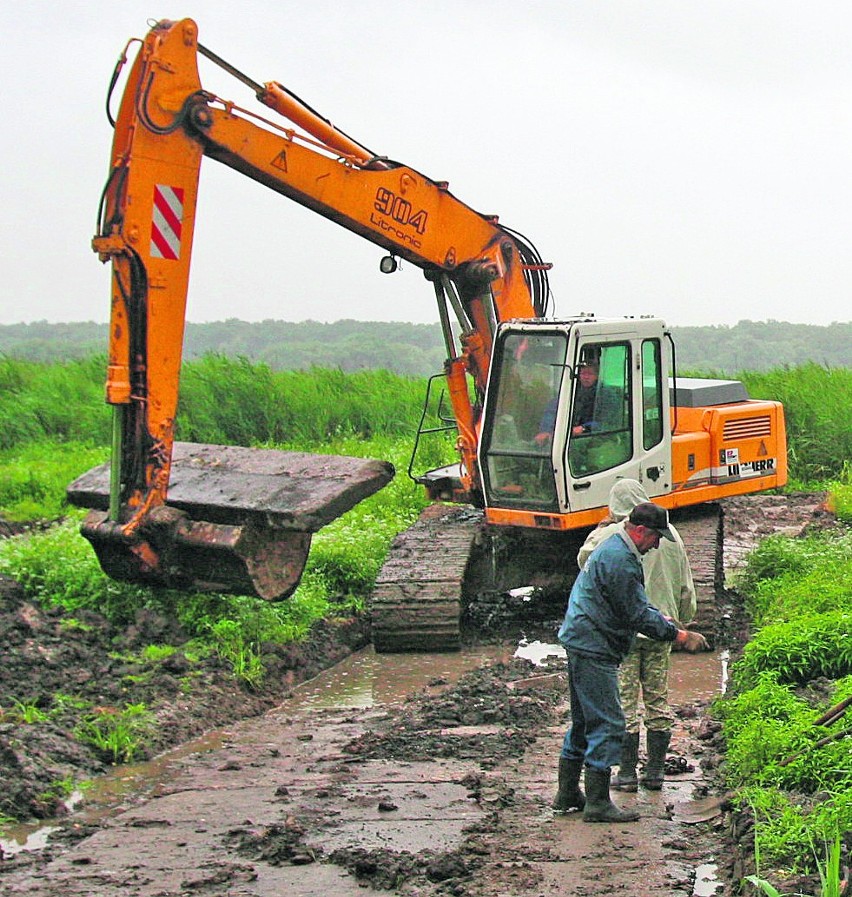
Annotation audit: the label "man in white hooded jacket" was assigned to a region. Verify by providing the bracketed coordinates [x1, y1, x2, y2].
[576, 479, 697, 792]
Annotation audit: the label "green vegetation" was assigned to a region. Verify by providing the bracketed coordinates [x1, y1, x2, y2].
[74, 702, 154, 764]
[38, 776, 79, 806]
[0, 356, 110, 450]
[0, 355, 849, 878]
[745, 825, 845, 897]
[673, 320, 851, 373]
[734, 530, 852, 665]
[4, 699, 50, 725]
[207, 619, 265, 689]
[140, 644, 177, 662]
[826, 470, 852, 522]
[178, 358, 429, 444]
[716, 522, 852, 886]
[51, 693, 93, 715]
[0, 354, 848, 497]
[0, 441, 107, 522]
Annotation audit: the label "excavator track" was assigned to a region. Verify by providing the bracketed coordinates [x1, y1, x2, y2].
[670, 503, 724, 637]
[372, 500, 727, 654]
[371, 506, 483, 653]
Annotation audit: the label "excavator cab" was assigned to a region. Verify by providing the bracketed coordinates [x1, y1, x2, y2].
[479, 318, 673, 519]
[479, 316, 787, 532]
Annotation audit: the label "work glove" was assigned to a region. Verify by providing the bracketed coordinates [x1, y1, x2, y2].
[675, 629, 709, 653]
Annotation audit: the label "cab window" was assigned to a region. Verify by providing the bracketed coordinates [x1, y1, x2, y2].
[641, 339, 663, 450]
[567, 342, 632, 477]
[482, 332, 565, 508]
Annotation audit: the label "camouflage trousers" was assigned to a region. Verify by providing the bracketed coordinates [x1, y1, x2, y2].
[618, 637, 674, 734]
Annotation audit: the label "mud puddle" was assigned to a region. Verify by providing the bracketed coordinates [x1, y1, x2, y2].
[516, 638, 726, 701]
[283, 643, 516, 711]
[0, 644, 512, 859]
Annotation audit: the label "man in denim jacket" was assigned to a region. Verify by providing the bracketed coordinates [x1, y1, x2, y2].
[552, 502, 708, 823]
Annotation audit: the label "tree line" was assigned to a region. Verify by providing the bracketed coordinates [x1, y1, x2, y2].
[1, 318, 849, 375]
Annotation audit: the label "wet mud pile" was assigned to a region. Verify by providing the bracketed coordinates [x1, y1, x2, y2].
[0, 572, 368, 823]
[343, 662, 562, 767]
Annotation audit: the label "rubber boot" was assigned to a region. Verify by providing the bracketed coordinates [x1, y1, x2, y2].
[613, 731, 640, 792]
[640, 729, 671, 791]
[582, 767, 640, 823]
[552, 757, 586, 814]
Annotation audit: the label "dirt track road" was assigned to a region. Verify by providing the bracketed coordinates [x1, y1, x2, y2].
[1, 493, 828, 895]
[1, 648, 726, 897]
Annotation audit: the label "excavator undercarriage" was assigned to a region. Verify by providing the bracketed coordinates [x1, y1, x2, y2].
[371, 501, 724, 653]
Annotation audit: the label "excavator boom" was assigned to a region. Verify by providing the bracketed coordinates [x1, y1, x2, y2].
[69, 18, 548, 602]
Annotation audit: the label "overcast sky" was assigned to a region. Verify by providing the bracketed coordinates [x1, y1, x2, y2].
[2, 1, 850, 328]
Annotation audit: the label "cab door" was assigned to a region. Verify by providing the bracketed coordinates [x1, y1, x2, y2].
[634, 336, 671, 500]
[562, 335, 671, 511]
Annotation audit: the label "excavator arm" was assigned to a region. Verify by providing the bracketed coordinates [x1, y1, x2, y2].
[69, 18, 550, 601]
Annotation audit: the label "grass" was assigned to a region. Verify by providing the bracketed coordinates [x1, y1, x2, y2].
[744, 832, 845, 897]
[825, 463, 852, 522]
[0, 440, 107, 522]
[141, 644, 177, 662]
[719, 513, 852, 886]
[0, 355, 110, 451]
[0, 356, 848, 487]
[3, 699, 50, 725]
[207, 619, 264, 689]
[37, 776, 79, 806]
[73, 703, 154, 764]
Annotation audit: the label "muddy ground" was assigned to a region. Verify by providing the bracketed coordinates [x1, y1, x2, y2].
[0, 492, 838, 895]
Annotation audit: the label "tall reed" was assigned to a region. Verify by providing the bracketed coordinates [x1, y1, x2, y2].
[741, 364, 852, 483]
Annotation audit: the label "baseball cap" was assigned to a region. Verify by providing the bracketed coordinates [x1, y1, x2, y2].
[628, 502, 675, 541]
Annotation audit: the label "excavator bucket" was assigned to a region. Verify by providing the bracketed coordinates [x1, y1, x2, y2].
[67, 443, 394, 600]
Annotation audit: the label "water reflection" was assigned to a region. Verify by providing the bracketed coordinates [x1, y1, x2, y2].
[693, 861, 722, 895]
[282, 645, 514, 711]
[512, 640, 725, 704]
[668, 651, 725, 703]
[513, 639, 565, 667]
[0, 825, 59, 857]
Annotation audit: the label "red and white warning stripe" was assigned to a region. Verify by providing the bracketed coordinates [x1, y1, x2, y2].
[150, 185, 184, 260]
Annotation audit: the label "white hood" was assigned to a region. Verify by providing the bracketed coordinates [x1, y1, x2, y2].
[607, 479, 650, 520]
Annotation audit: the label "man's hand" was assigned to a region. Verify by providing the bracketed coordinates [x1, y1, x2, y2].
[675, 629, 709, 653]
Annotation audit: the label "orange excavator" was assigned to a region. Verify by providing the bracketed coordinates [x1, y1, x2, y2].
[68, 18, 787, 651]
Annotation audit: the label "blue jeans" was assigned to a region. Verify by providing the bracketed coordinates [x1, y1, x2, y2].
[560, 651, 625, 771]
